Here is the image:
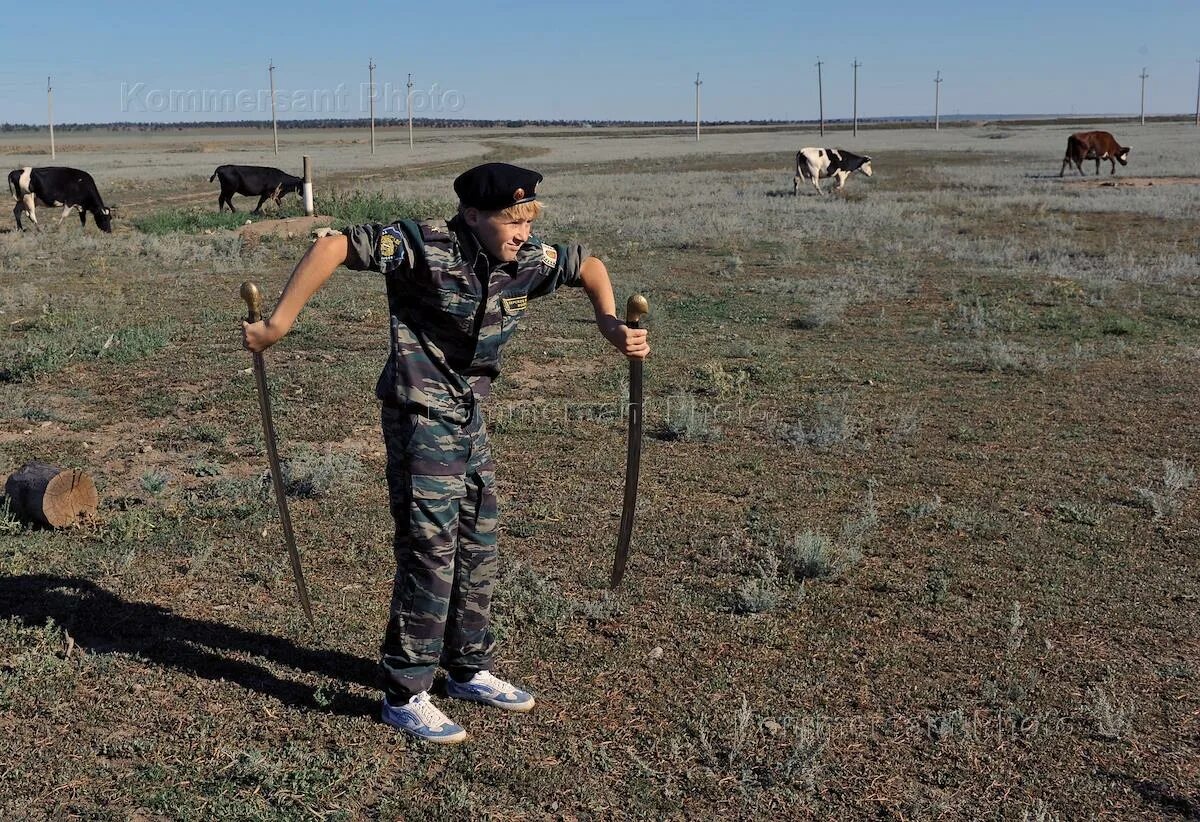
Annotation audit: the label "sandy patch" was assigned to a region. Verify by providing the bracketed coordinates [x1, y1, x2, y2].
[1061, 175, 1200, 188]
[236, 215, 333, 245]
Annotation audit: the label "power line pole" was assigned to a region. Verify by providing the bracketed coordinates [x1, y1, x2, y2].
[816, 57, 825, 137]
[269, 59, 279, 156]
[407, 73, 414, 149]
[934, 70, 943, 131]
[852, 59, 861, 137]
[368, 57, 376, 155]
[1139, 67, 1149, 125]
[694, 72, 702, 142]
[47, 75, 55, 160]
[1195, 58, 1200, 127]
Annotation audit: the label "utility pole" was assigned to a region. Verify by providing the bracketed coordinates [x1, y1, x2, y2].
[815, 57, 825, 137]
[407, 73, 414, 149]
[852, 59, 861, 137]
[47, 76, 55, 160]
[1139, 67, 1149, 125]
[368, 58, 376, 155]
[934, 70, 943, 131]
[1195, 59, 1200, 127]
[269, 59, 279, 156]
[694, 72, 702, 142]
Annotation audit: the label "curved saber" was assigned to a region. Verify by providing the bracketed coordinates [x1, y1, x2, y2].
[610, 294, 649, 589]
[241, 282, 315, 624]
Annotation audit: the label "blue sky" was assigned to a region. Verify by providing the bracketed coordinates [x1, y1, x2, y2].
[1, 1, 1196, 123]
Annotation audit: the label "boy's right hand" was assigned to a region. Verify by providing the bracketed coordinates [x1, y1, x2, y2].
[242, 318, 283, 353]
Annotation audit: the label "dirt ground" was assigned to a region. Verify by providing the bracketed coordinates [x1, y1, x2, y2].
[1, 122, 1198, 820]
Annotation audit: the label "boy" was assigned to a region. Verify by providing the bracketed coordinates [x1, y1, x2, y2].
[242, 162, 649, 743]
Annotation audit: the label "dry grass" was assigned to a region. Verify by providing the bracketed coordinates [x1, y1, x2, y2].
[1, 121, 1198, 820]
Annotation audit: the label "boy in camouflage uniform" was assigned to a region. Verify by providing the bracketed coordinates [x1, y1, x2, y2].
[242, 163, 649, 743]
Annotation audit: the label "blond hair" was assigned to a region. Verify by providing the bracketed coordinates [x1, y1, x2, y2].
[461, 200, 543, 221]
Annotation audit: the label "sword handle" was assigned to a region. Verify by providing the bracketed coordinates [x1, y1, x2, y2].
[625, 294, 649, 328]
[241, 281, 263, 324]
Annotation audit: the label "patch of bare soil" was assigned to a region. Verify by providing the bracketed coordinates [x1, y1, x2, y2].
[236, 215, 333, 245]
[1062, 175, 1200, 188]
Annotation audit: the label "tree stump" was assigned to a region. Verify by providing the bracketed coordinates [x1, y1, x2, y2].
[4, 461, 98, 528]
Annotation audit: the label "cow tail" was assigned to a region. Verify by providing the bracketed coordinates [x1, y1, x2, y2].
[209, 168, 218, 183]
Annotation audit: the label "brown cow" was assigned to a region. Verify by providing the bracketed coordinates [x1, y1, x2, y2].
[1060, 131, 1130, 177]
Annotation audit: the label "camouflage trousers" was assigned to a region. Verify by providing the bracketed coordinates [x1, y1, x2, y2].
[379, 402, 498, 702]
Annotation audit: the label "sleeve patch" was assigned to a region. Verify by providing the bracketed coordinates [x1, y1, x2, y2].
[379, 226, 407, 271]
[541, 243, 558, 267]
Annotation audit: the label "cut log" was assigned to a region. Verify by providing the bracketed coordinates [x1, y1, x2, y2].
[4, 461, 98, 528]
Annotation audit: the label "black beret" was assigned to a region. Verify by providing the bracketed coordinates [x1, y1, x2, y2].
[454, 162, 543, 211]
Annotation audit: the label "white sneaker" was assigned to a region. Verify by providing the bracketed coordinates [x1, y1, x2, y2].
[445, 670, 536, 712]
[380, 692, 468, 744]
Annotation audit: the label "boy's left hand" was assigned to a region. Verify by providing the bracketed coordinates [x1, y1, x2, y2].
[600, 318, 650, 360]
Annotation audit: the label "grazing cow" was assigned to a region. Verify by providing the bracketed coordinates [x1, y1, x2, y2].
[1060, 131, 1130, 177]
[793, 147, 874, 195]
[8, 166, 113, 232]
[209, 165, 304, 213]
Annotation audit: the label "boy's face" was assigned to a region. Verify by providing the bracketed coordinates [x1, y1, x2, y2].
[464, 208, 533, 262]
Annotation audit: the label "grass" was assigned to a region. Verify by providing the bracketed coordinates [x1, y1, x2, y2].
[1, 122, 1198, 819]
[131, 192, 457, 236]
[131, 209, 254, 234]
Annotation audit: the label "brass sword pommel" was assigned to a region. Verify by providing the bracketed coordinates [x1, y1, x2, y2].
[625, 294, 649, 326]
[241, 281, 263, 324]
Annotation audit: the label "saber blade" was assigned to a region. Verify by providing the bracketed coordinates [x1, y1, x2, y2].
[242, 281, 315, 624]
[611, 294, 649, 589]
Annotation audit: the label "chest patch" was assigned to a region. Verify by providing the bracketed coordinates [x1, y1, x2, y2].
[541, 244, 558, 267]
[502, 295, 529, 312]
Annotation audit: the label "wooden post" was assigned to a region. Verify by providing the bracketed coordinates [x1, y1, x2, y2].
[368, 57, 376, 155]
[1139, 67, 1149, 126]
[816, 58, 824, 137]
[407, 73, 414, 149]
[47, 76, 56, 160]
[5, 461, 98, 528]
[302, 155, 314, 216]
[269, 59, 279, 156]
[694, 72, 702, 142]
[1195, 58, 1200, 127]
[852, 60, 861, 138]
[934, 70, 942, 131]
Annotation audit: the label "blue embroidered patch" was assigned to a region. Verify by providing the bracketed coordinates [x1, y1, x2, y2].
[379, 226, 407, 272]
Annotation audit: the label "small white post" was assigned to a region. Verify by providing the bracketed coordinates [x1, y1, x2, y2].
[694, 72, 702, 142]
[302, 155, 314, 216]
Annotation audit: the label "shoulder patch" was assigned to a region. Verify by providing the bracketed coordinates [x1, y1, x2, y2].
[379, 226, 407, 270]
[541, 243, 558, 267]
[420, 220, 450, 243]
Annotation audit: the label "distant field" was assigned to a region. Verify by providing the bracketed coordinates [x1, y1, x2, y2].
[1, 122, 1197, 819]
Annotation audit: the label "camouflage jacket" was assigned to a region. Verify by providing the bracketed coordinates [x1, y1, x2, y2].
[343, 215, 588, 422]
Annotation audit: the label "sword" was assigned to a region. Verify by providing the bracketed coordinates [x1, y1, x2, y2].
[241, 281, 315, 625]
[610, 294, 649, 589]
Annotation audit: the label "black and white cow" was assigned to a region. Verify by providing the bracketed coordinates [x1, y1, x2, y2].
[792, 148, 874, 195]
[209, 165, 304, 213]
[8, 166, 114, 232]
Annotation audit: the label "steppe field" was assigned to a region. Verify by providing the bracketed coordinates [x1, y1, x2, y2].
[0, 122, 1198, 820]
